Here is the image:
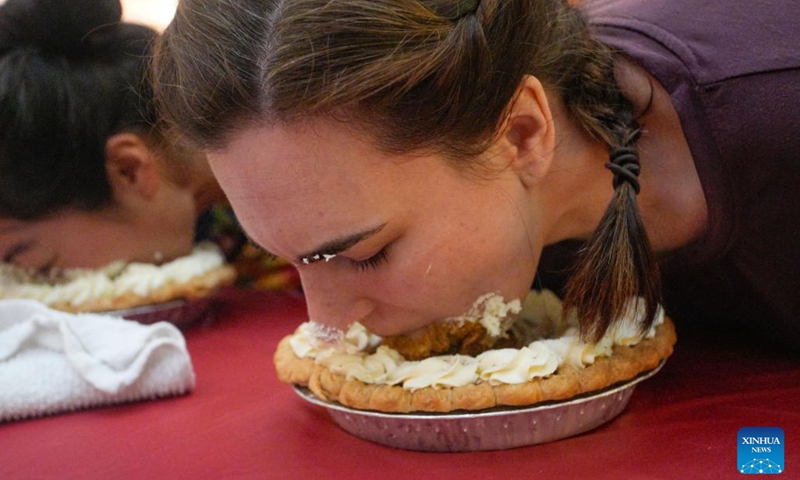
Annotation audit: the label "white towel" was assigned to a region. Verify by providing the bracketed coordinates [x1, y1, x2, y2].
[0, 299, 195, 422]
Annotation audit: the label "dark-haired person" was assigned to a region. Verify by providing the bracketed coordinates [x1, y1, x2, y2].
[151, 0, 800, 347]
[0, 0, 298, 292]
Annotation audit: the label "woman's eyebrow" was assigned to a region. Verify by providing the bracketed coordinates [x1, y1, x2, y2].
[296, 223, 386, 265]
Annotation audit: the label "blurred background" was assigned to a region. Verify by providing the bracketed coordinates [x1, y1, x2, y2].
[120, 0, 178, 30]
[0, 0, 178, 30]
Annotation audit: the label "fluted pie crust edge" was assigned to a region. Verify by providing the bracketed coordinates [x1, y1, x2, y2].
[50, 265, 237, 313]
[274, 317, 677, 413]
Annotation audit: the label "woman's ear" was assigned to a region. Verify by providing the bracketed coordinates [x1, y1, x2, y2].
[499, 75, 556, 187]
[105, 132, 161, 200]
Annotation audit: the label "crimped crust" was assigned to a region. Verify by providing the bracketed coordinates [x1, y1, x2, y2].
[274, 317, 676, 413]
[50, 264, 236, 313]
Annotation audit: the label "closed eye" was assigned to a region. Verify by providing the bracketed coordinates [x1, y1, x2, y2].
[348, 248, 388, 272]
[36, 254, 58, 275]
[2, 240, 35, 264]
[246, 238, 278, 262]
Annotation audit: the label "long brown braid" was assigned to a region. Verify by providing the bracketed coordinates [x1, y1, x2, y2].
[554, 7, 662, 341]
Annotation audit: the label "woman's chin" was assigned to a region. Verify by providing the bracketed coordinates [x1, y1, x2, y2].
[361, 317, 439, 338]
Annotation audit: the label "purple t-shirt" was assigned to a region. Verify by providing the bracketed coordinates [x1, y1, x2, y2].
[543, 0, 800, 344]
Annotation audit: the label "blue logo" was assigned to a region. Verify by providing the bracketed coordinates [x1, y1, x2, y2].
[738, 427, 784, 474]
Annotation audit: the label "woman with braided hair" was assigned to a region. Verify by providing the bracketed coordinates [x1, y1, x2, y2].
[152, 0, 800, 347]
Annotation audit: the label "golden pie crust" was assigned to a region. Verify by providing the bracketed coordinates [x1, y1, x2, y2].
[50, 264, 236, 313]
[274, 317, 676, 413]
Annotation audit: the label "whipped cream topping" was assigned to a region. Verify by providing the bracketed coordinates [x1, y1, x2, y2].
[289, 291, 664, 391]
[289, 320, 381, 358]
[0, 242, 228, 308]
[389, 355, 479, 390]
[476, 343, 560, 385]
[449, 292, 522, 337]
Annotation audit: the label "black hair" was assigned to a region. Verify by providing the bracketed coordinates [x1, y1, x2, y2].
[0, 0, 159, 219]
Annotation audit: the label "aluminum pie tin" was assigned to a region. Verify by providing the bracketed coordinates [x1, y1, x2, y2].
[294, 361, 665, 452]
[103, 297, 214, 327]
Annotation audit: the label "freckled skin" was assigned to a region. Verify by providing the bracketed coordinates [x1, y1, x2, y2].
[209, 119, 543, 336]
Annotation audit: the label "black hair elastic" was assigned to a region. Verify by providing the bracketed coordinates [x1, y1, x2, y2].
[605, 147, 641, 194]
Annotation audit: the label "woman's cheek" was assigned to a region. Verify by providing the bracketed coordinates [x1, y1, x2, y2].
[392, 243, 448, 293]
[407, 254, 478, 313]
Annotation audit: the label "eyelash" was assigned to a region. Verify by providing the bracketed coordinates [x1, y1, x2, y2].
[349, 248, 388, 272]
[36, 256, 57, 275]
[244, 238, 278, 262]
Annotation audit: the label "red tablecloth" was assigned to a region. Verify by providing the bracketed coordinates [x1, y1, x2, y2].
[1, 288, 798, 479]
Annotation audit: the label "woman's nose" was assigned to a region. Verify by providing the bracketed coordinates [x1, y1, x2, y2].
[298, 269, 375, 331]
